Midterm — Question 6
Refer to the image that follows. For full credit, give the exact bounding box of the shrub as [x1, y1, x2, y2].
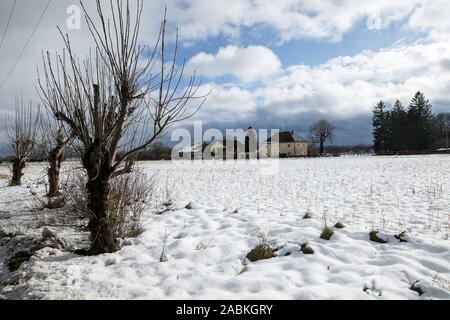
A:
[65, 167, 156, 239]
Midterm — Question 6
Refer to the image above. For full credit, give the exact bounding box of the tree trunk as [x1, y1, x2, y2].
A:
[47, 144, 65, 197]
[86, 177, 119, 255]
[319, 142, 324, 155]
[10, 159, 25, 186]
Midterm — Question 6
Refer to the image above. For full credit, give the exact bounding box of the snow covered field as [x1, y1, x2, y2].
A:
[0, 155, 449, 300]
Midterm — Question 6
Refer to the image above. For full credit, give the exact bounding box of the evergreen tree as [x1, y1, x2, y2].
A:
[407, 92, 434, 150]
[372, 101, 390, 153]
[389, 100, 408, 151]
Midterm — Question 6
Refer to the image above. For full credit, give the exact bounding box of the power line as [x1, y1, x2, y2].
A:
[0, 0, 52, 90]
[0, 0, 17, 51]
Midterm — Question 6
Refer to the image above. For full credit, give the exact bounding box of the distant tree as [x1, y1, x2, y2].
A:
[39, 113, 75, 200]
[136, 142, 172, 161]
[434, 112, 450, 149]
[372, 101, 390, 154]
[389, 100, 408, 151]
[6, 99, 40, 186]
[245, 127, 257, 159]
[309, 119, 334, 155]
[407, 92, 434, 150]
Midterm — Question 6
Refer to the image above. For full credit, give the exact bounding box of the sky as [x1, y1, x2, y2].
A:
[0, 0, 450, 148]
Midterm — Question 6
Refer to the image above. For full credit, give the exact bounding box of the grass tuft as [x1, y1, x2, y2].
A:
[303, 211, 313, 219]
[369, 230, 387, 244]
[409, 280, 424, 296]
[246, 236, 275, 262]
[334, 222, 345, 229]
[320, 227, 334, 240]
[8, 251, 33, 272]
[300, 243, 314, 254]
[394, 231, 408, 243]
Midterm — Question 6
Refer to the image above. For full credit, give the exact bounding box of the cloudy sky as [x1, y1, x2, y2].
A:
[1, 0, 450, 146]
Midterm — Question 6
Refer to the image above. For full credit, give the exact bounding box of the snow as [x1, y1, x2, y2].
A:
[0, 155, 449, 300]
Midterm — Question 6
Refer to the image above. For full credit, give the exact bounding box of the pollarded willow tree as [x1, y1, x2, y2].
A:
[38, 0, 207, 254]
[39, 113, 75, 202]
[6, 99, 40, 186]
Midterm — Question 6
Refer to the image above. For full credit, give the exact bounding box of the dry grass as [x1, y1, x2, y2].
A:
[369, 230, 387, 243]
[394, 231, 408, 242]
[65, 168, 156, 239]
[334, 221, 345, 229]
[432, 273, 450, 292]
[0, 173, 10, 180]
[246, 235, 275, 262]
[300, 243, 314, 254]
[35, 214, 58, 229]
[160, 231, 169, 263]
[195, 239, 208, 250]
[303, 211, 313, 219]
[409, 280, 425, 296]
[320, 227, 334, 240]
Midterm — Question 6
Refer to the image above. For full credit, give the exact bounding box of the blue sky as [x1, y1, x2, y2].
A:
[1, 0, 450, 147]
[182, 19, 426, 68]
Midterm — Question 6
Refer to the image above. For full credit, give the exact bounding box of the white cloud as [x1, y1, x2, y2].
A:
[259, 39, 450, 116]
[195, 84, 256, 122]
[164, 0, 430, 43]
[408, 0, 450, 40]
[197, 39, 450, 122]
[1, 0, 450, 134]
[188, 45, 281, 83]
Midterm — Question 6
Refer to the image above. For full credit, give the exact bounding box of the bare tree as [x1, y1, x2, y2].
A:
[435, 113, 450, 149]
[6, 98, 40, 186]
[39, 113, 75, 202]
[309, 119, 334, 155]
[38, 0, 206, 254]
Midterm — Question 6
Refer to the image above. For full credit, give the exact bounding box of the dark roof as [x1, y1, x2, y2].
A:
[267, 131, 307, 143]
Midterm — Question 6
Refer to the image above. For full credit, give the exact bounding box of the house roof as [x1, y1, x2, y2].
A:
[267, 131, 307, 143]
[179, 143, 209, 153]
[209, 138, 245, 151]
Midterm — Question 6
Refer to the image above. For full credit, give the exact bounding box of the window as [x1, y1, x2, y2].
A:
[287, 144, 291, 148]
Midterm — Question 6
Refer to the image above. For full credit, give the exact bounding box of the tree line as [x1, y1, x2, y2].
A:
[372, 92, 450, 154]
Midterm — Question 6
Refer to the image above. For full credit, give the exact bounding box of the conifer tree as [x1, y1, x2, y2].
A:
[389, 100, 408, 151]
[407, 92, 433, 150]
[372, 101, 390, 153]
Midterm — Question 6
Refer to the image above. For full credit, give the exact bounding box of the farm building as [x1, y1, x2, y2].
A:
[261, 131, 308, 158]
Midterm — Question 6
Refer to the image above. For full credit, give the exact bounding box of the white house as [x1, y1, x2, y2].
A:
[261, 131, 308, 158]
